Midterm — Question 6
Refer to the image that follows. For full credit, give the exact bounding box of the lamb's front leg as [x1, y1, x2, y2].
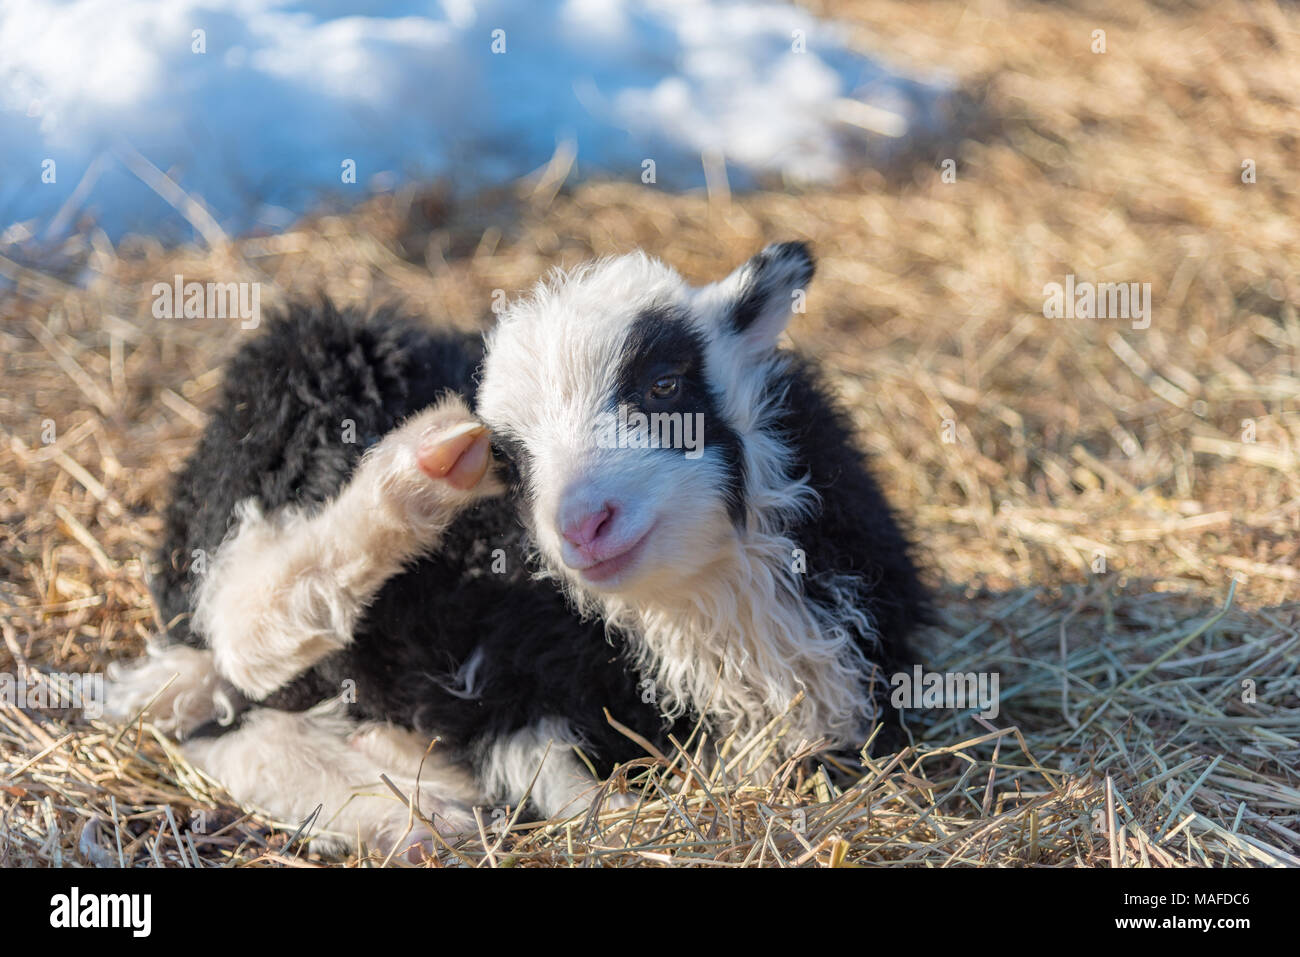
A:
[196, 396, 503, 700]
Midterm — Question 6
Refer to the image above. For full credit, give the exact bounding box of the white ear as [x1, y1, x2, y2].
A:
[695, 242, 815, 353]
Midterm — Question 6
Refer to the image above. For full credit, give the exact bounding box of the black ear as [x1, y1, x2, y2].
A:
[728, 241, 816, 336]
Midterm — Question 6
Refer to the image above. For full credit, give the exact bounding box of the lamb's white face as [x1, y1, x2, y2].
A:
[476, 244, 813, 601]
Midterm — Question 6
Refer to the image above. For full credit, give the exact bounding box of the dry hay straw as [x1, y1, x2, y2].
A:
[1, 0, 1297, 867]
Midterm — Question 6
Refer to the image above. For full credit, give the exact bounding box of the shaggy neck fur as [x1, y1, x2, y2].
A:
[604, 531, 878, 764]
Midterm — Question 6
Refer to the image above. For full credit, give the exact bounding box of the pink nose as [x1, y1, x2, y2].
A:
[561, 504, 615, 549]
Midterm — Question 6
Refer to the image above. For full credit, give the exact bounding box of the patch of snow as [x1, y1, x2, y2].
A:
[0, 0, 954, 242]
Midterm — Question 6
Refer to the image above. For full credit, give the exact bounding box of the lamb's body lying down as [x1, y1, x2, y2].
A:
[106, 243, 928, 855]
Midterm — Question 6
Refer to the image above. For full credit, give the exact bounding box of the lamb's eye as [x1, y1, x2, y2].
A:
[648, 375, 680, 401]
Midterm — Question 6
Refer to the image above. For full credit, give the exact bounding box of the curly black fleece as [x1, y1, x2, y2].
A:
[153, 299, 928, 781]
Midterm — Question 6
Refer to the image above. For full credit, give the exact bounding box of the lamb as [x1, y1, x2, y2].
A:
[104, 241, 928, 856]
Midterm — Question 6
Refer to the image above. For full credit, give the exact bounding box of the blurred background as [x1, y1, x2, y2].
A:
[1, 0, 959, 242]
[0, 0, 1297, 867]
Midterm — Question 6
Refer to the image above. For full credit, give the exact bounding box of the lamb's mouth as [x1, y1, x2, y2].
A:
[573, 523, 657, 585]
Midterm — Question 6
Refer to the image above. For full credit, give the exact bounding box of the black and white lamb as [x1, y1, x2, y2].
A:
[105, 242, 928, 855]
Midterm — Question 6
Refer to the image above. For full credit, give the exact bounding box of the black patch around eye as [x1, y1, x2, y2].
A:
[489, 432, 530, 490]
[614, 306, 708, 409]
[613, 305, 747, 525]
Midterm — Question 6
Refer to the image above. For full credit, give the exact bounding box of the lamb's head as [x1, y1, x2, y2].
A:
[476, 242, 813, 601]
